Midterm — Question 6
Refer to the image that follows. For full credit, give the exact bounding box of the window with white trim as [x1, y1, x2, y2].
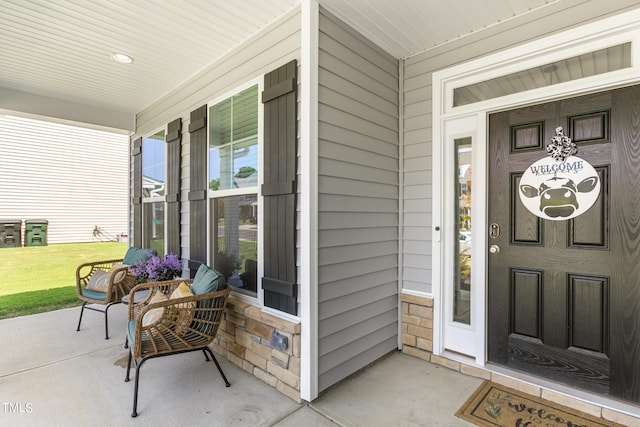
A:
[208, 84, 260, 297]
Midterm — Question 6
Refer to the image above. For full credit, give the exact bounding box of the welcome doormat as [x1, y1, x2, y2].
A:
[456, 381, 625, 427]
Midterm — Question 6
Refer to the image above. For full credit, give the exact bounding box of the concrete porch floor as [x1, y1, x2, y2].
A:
[0, 304, 482, 426]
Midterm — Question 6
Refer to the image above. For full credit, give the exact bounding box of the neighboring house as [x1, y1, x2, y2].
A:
[127, 3, 640, 422]
[0, 114, 128, 244]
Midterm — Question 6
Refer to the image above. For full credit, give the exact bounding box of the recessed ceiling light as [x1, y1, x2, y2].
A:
[111, 53, 134, 64]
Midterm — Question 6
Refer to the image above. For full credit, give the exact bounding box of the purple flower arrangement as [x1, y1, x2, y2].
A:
[129, 252, 183, 284]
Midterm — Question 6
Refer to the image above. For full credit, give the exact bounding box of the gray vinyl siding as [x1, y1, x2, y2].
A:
[132, 9, 301, 263]
[0, 114, 128, 244]
[400, 0, 640, 295]
[317, 8, 399, 392]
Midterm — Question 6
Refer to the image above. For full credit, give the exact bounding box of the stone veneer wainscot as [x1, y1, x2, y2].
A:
[211, 296, 301, 402]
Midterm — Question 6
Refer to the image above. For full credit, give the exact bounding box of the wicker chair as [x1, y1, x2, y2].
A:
[75, 258, 137, 339]
[124, 279, 231, 418]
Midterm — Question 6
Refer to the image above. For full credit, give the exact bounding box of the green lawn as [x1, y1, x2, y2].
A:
[0, 242, 127, 319]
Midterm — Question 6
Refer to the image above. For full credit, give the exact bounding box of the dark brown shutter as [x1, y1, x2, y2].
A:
[166, 118, 182, 256]
[132, 137, 143, 247]
[188, 105, 208, 275]
[261, 60, 297, 315]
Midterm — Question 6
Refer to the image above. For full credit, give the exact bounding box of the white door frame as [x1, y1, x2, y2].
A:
[437, 114, 486, 358]
[432, 8, 640, 364]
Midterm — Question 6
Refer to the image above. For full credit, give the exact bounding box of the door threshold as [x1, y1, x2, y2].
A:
[437, 350, 640, 418]
[485, 363, 640, 419]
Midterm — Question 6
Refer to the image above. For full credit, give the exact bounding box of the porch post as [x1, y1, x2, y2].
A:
[300, 0, 319, 402]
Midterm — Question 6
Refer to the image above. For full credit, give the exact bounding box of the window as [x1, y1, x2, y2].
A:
[453, 43, 631, 107]
[208, 84, 260, 296]
[209, 85, 259, 191]
[453, 137, 472, 325]
[211, 195, 258, 294]
[142, 129, 166, 255]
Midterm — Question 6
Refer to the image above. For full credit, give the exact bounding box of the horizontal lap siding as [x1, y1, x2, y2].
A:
[400, 0, 640, 295]
[318, 8, 399, 392]
[402, 72, 432, 293]
[132, 10, 301, 262]
[0, 114, 128, 244]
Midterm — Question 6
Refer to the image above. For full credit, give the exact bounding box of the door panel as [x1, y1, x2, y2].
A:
[488, 86, 640, 403]
[511, 174, 543, 244]
[569, 166, 609, 248]
[510, 269, 542, 339]
[568, 274, 608, 354]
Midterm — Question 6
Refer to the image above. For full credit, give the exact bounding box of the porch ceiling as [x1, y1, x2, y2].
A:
[0, 0, 557, 130]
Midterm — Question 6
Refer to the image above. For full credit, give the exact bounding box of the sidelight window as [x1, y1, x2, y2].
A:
[454, 137, 472, 324]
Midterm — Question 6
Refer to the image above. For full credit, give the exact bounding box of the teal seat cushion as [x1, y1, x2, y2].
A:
[191, 264, 225, 295]
[127, 320, 136, 351]
[81, 289, 107, 301]
[127, 319, 152, 352]
[122, 247, 157, 265]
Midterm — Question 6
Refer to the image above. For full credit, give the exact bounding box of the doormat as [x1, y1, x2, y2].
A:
[456, 381, 625, 427]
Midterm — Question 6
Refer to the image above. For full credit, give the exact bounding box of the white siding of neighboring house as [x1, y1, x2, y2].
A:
[0, 114, 128, 244]
[132, 8, 301, 272]
[401, 0, 640, 295]
[317, 8, 399, 392]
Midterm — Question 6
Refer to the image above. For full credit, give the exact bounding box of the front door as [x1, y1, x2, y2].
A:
[488, 86, 640, 402]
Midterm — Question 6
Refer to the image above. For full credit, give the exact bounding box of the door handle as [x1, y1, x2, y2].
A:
[489, 245, 501, 254]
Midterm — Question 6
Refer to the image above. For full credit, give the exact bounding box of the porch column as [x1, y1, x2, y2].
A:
[300, 0, 319, 402]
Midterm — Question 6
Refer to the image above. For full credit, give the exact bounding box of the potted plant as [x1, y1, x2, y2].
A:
[129, 252, 183, 284]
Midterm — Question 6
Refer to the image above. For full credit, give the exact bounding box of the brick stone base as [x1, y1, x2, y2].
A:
[401, 293, 433, 358]
[212, 296, 301, 402]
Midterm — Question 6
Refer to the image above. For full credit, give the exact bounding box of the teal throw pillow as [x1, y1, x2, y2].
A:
[191, 264, 225, 295]
[122, 247, 157, 265]
[192, 263, 209, 285]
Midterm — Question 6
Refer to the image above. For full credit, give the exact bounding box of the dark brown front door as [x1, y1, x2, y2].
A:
[488, 85, 640, 402]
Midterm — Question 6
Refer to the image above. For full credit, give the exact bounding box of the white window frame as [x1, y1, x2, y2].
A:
[206, 78, 263, 306]
[432, 9, 640, 366]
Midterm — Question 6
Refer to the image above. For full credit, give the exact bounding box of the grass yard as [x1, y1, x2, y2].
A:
[0, 242, 127, 319]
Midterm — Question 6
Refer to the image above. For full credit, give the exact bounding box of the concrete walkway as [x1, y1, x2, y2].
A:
[0, 304, 481, 426]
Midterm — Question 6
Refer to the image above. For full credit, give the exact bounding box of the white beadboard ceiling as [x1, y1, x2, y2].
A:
[0, 0, 557, 129]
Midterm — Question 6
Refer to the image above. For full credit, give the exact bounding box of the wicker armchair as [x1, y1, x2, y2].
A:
[75, 258, 137, 339]
[124, 279, 231, 418]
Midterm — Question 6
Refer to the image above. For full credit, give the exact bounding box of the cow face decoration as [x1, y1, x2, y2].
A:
[520, 175, 599, 218]
[519, 156, 600, 220]
[519, 128, 600, 221]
